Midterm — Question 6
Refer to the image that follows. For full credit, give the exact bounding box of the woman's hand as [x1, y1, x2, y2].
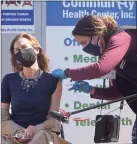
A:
[14, 137, 31, 143]
[12, 133, 32, 143]
[13, 124, 45, 143]
[23, 124, 45, 139]
[68, 80, 93, 94]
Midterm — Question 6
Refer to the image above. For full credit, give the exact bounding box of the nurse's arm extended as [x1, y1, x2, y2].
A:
[69, 32, 131, 100]
[69, 32, 131, 81]
[90, 81, 122, 100]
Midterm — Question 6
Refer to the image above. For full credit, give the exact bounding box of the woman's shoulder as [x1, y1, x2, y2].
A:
[2, 72, 18, 80]
[1, 73, 19, 85]
[42, 72, 60, 81]
[41, 72, 61, 90]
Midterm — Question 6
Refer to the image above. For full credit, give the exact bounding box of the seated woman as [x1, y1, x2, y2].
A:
[1, 33, 70, 144]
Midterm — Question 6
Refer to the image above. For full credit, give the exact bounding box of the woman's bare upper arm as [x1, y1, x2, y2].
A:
[1, 102, 10, 111]
[50, 80, 62, 112]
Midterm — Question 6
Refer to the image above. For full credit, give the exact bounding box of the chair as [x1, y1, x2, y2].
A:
[60, 123, 65, 139]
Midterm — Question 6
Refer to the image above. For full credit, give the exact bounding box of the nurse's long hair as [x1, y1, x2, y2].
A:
[72, 15, 118, 37]
[10, 33, 50, 72]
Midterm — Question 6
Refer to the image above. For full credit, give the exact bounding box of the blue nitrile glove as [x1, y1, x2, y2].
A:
[52, 68, 69, 80]
[68, 80, 92, 94]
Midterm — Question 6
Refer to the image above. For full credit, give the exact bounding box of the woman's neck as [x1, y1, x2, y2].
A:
[22, 62, 40, 78]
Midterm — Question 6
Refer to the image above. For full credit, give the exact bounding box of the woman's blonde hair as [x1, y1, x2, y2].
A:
[72, 15, 118, 37]
[10, 33, 50, 72]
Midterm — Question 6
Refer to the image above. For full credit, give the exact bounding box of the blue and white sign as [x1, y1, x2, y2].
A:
[46, 1, 136, 26]
[46, 1, 136, 144]
[1, 0, 34, 33]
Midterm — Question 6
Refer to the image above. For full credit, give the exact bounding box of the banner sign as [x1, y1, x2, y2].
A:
[46, 1, 136, 144]
[1, 0, 34, 33]
[46, 1, 136, 26]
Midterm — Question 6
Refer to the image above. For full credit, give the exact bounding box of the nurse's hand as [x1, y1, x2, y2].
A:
[68, 80, 92, 94]
[52, 69, 68, 80]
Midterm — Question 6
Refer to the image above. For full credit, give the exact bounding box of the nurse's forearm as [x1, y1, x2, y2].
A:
[90, 86, 122, 100]
[68, 64, 106, 81]
[66, 33, 131, 81]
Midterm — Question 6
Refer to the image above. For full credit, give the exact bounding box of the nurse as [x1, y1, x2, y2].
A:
[52, 15, 137, 143]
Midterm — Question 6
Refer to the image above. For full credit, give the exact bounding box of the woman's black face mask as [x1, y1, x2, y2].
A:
[15, 48, 37, 67]
[82, 38, 100, 56]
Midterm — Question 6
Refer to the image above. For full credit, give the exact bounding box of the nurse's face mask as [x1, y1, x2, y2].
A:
[82, 37, 101, 56]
